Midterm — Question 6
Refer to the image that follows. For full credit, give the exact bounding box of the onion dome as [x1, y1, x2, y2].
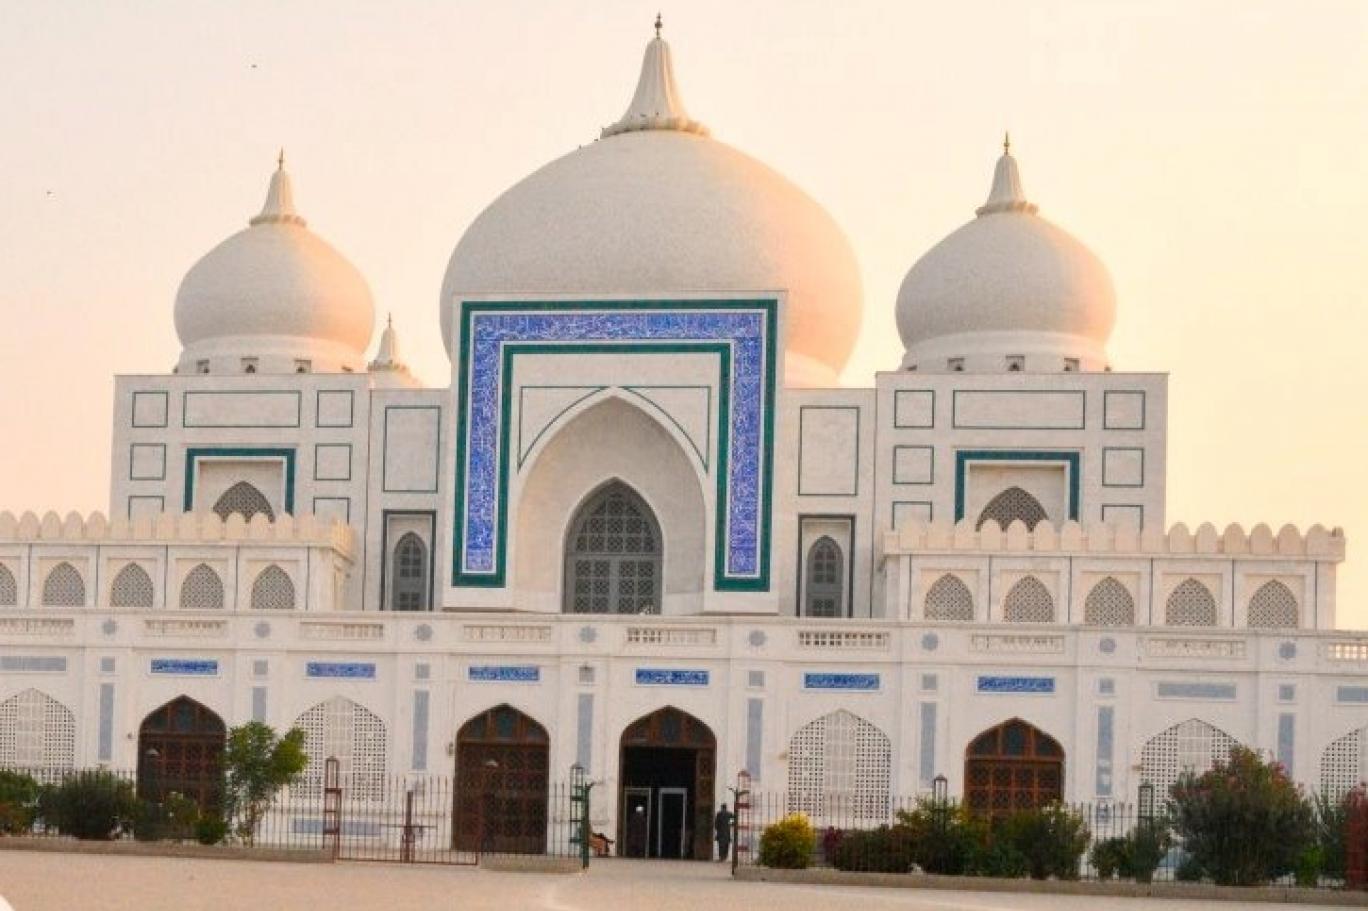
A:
[174, 155, 375, 374]
[895, 137, 1116, 373]
[439, 20, 862, 387]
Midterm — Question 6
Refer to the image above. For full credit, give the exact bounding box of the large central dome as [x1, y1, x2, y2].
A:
[440, 28, 862, 387]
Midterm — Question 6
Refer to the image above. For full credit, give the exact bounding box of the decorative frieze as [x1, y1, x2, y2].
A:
[0, 618, 74, 637]
[970, 634, 1065, 654]
[1144, 637, 1246, 659]
[300, 621, 385, 641]
[626, 627, 718, 647]
[144, 618, 226, 638]
[462, 624, 553, 643]
[796, 630, 890, 650]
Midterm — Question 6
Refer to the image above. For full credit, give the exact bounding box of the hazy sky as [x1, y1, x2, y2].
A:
[0, 1, 1364, 626]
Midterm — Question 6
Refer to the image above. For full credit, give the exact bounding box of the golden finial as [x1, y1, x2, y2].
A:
[1003, 132, 1011, 155]
[654, 13, 662, 38]
[277, 147, 286, 170]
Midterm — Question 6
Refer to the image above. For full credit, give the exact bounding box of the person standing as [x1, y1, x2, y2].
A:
[713, 803, 735, 862]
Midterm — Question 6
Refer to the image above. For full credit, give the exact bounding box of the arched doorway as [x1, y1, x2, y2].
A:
[964, 718, 1064, 817]
[137, 697, 226, 809]
[563, 481, 662, 614]
[453, 705, 550, 854]
[618, 707, 716, 860]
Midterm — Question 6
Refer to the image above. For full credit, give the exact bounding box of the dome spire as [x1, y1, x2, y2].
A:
[250, 151, 307, 227]
[600, 16, 709, 139]
[976, 134, 1038, 217]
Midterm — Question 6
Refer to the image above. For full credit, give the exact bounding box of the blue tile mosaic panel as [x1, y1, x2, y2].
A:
[803, 672, 880, 691]
[634, 668, 709, 686]
[452, 300, 777, 590]
[305, 662, 376, 679]
[976, 675, 1055, 694]
[468, 665, 541, 683]
[150, 658, 218, 676]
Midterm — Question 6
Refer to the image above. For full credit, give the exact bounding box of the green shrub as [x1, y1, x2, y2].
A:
[1123, 821, 1172, 884]
[896, 800, 987, 876]
[758, 813, 817, 869]
[0, 770, 41, 835]
[42, 771, 137, 840]
[132, 800, 170, 841]
[829, 825, 915, 872]
[131, 791, 201, 842]
[194, 813, 229, 845]
[1312, 789, 1349, 882]
[997, 803, 1090, 880]
[1170, 746, 1314, 886]
[1294, 844, 1323, 888]
[973, 838, 1029, 878]
[1175, 855, 1205, 882]
[1089, 836, 1127, 880]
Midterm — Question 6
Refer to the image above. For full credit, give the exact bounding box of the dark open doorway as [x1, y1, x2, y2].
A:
[618, 707, 715, 860]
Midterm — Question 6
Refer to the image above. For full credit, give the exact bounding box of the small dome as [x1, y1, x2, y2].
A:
[174, 158, 375, 374]
[439, 28, 862, 387]
[896, 141, 1116, 372]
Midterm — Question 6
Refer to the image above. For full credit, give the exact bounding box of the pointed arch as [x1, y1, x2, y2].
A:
[0, 688, 75, 773]
[0, 564, 16, 606]
[786, 710, 891, 820]
[617, 706, 717, 859]
[1166, 578, 1217, 627]
[1139, 718, 1240, 805]
[179, 563, 224, 610]
[390, 532, 428, 611]
[212, 481, 274, 522]
[41, 562, 85, 607]
[924, 573, 974, 621]
[250, 565, 295, 610]
[1003, 575, 1054, 623]
[1084, 577, 1135, 626]
[453, 705, 550, 853]
[563, 480, 662, 614]
[1247, 580, 1298, 629]
[293, 696, 387, 800]
[964, 718, 1065, 816]
[137, 696, 225, 808]
[110, 563, 155, 609]
[1319, 725, 1366, 803]
[803, 536, 844, 618]
[977, 486, 1047, 531]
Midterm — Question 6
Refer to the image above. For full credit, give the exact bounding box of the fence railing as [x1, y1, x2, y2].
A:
[0, 766, 583, 863]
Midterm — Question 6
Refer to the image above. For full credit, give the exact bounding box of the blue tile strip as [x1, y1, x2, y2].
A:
[1096, 706, 1115, 797]
[746, 698, 764, 780]
[576, 694, 594, 771]
[976, 675, 1055, 694]
[97, 683, 114, 762]
[468, 665, 540, 683]
[918, 702, 937, 787]
[305, 662, 376, 679]
[150, 658, 218, 676]
[803, 672, 880, 691]
[412, 690, 430, 771]
[634, 668, 709, 686]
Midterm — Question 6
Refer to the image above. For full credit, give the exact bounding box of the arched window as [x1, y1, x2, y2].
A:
[390, 533, 428, 612]
[0, 565, 16, 606]
[1247, 580, 1298, 629]
[564, 482, 662, 614]
[977, 487, 1048, 531]
[1084, 577, 1135, 626]
[965, 719, 1065, 816]
[804, 536, 844, 618]
[924, 574, 974, 622]
[294, 696, 387, 800]
[1003, 576, 1054, 623]
[212, 481, 274, 522]
[179, 564, 224, 610]
[1139, 719, 1238, 805]
[1319, 726, 1366, 804]
[250, 565, 295, 610]
[42, 562, 85, 607]
[1166, 578, 1217, 627]
[110, 563, 155, 609]
[0, 689, 76, 773]
[787, 710, 891, 820]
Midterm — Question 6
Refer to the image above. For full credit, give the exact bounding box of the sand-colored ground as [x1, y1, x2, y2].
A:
[0, 853, 1353, 911]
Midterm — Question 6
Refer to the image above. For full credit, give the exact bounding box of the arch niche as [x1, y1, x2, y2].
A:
[514, 396, 706, 614]
[452, 705, 550, 854]
[618, 707, 716, 860]
[964, 718, 1064, 817]
[137, 696, 226, 809]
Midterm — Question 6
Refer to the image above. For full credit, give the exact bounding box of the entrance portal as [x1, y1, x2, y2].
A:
[137, 696, 225, 810]
[453, 705, 549, 854]
[618, 707, 715, 859]
[964, 718, 1064, 817]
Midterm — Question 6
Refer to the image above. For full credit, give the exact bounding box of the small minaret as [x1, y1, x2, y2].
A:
[368, 314, 419, 388]
[976, 133, 1039, 216]
[600, 15, 708, 139]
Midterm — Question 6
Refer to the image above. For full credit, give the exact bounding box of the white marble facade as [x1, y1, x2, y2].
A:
[2, 26, 1367, 852]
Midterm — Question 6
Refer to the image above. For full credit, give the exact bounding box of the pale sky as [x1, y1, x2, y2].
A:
[0, 1, 1365, 626]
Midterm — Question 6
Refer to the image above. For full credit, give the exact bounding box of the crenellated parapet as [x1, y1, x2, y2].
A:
[0, 510, 354, 555]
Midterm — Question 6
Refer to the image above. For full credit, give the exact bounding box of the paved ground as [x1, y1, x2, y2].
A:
[0, 854, 1351, 911]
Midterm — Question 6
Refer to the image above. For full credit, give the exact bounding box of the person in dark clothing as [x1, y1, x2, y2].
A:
[714, 803, 735, 862]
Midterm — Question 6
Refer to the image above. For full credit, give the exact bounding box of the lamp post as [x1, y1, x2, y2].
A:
[932, 774, 949, 836]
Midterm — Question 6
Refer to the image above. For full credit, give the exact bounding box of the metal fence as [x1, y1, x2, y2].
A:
[0, 765, 586, 865]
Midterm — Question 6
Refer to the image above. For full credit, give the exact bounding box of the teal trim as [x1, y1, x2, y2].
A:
[1102, 390, 1147, 430]
[1101, 446, 1145, 488]
[892, 389, 936, 429]
[516, 386, 606, 468]
[451, 299, 777, 593]
[183, 447, 296, 513]
[796, 405, 860, 496]
[953, 450, 1080, 522]
[621, 385, 713, 469]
